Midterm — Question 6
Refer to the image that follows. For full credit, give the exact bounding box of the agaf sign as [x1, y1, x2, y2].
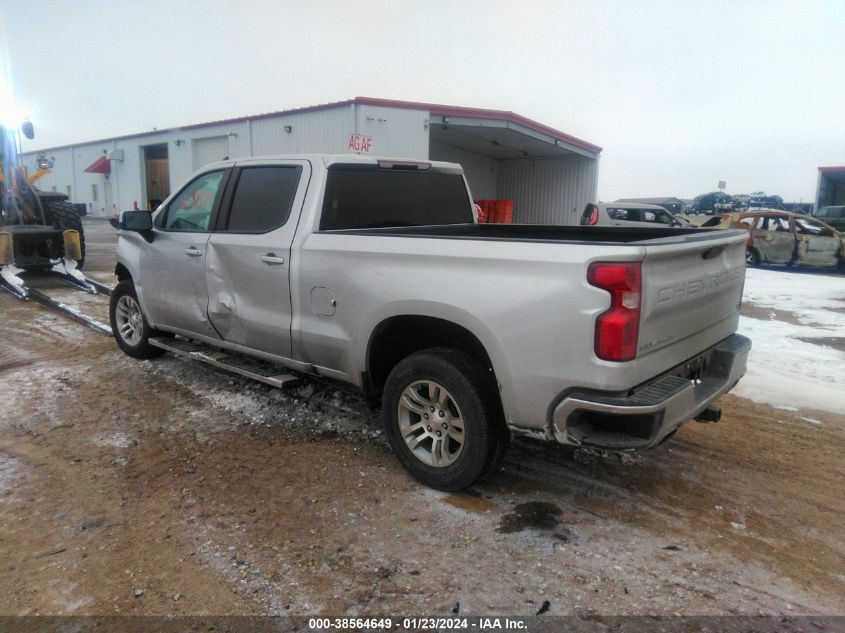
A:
[347, 133, 373, 153]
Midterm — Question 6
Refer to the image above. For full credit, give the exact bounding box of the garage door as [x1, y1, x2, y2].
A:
[192, 136, 229, 171]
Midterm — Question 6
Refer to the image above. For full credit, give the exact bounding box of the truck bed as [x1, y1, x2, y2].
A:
[322, 223, 743, 245]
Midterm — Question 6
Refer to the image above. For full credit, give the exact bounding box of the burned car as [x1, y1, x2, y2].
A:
[701, 210, 844, 269]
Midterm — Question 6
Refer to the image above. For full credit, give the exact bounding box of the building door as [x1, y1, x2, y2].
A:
[103, 180, 113, 217]
[192, 136, 229, 171]
[143, 144, 170, 211]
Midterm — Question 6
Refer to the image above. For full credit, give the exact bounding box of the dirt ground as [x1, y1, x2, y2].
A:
[0, 218, 843, 617]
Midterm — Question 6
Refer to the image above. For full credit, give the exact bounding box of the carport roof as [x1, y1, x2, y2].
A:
[350, 97, 602, 156]
[26, 96, 602, 157]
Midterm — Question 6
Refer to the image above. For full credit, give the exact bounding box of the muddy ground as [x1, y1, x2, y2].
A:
[0, 219, 843, 617]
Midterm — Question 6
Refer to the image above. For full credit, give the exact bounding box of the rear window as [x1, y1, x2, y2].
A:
[320, 166, 472, 230]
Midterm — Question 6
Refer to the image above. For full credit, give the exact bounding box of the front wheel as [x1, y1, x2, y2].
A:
[382, 348, 509, 491]
[109, 280, 166, 359]
[45, 199, 86, 268]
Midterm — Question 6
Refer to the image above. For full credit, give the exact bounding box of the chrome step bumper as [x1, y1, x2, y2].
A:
[552, 334, 751, 449]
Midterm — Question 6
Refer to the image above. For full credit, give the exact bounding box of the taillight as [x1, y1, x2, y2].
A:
[587, 262, 642, 362]
[586, 204, 599, 225]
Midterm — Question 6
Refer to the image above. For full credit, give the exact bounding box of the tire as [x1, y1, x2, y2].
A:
[382, 347, 509, 491]
[746, 248, 760, 267]
[109, 280, 166, 359]
[44, 199, 86, 269]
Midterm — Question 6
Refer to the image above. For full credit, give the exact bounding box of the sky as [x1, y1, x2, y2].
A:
[2, 0, 843, 202]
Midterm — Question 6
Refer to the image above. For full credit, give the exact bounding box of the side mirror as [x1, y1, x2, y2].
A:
[20, 121, 34, 140]
[122, 210, 153, 231]
[119, 211, 154, 241]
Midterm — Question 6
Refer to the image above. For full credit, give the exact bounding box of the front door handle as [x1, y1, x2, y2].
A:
[184, 247, 202, 257]
[259, 253, 286, 266]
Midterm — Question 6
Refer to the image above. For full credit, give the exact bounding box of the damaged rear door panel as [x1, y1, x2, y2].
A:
[751, 215, 794, 264]
[792, 216, 841, 267]
[205, 160, 310, 357]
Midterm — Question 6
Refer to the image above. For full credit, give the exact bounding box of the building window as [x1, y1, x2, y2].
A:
[52, 186, 57, 192]
[91, 184, 98, 202]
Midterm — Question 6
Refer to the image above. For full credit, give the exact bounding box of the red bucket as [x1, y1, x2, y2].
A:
[493, 200, 514, 224]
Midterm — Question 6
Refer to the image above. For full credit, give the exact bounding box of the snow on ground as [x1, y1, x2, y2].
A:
[741, 267, 845, 328]
[735, 268, 845, 413]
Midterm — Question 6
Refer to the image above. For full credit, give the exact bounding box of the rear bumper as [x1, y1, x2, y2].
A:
[551, 334, 751, 449]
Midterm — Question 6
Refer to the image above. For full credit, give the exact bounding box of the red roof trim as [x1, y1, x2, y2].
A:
[28, 97, 601, 155]
[83, 156, 110, 174]
[818, 166, 845, 173]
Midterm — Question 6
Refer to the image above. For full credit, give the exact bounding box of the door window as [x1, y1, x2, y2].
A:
[760, 216, 790, 232]
[607, 208, 637, 221]
[641, 209, 675, 224]
[794, 217, 834, 236]
[160, 170, 225, 231]
[225, 166, 301, 232]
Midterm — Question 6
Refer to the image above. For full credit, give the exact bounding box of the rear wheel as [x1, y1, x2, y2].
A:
[109, 280, 166, 359]
[382, 348, 508, 491]
[746, 248, 760, 267]
[45, 199, 86, 268]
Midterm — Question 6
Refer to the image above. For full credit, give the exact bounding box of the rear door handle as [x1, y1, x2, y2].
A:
[184, 247, 202, 257]
[259, 253, 286, 266]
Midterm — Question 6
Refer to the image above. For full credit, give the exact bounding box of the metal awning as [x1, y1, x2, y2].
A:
[429, 116, 598, 160]
[83, 156, 110, 174]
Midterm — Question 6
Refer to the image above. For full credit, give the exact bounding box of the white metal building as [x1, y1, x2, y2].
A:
[21, 97, 601, 224]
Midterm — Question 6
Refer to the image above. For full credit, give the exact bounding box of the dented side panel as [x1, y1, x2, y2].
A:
[795, 233, 841, 267]
[751, 222, 794, 264]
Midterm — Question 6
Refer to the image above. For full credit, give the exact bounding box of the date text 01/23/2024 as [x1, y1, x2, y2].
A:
[308, 617, 529, 631]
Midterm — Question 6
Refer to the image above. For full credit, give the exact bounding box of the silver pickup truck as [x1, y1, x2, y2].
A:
[110, 154, 750, 490]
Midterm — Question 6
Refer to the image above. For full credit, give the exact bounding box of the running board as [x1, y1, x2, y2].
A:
[149, 337, 300, 389]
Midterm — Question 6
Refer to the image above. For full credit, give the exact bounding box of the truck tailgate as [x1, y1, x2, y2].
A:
[637, 230, 747, 363]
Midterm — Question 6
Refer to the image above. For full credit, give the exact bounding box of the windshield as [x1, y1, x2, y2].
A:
[818, 206, 845, 219]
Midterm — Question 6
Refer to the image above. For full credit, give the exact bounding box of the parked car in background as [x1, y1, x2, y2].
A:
[814, 205, 845, 232]
[581, 202, 685, 228]
[701, 210, 844, 269]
